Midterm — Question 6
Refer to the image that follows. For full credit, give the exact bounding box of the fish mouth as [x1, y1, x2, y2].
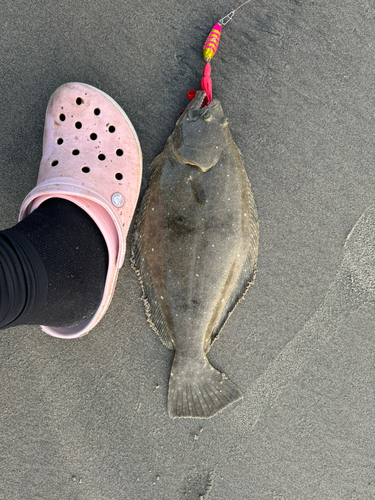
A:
[189, 91, 206, 110]
[182, 91, 207, 117]
[188, 92, 220, 111]
[183, 94, 220, 125]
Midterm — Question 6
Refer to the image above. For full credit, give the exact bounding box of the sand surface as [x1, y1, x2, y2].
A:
[1, 0, 375, 498]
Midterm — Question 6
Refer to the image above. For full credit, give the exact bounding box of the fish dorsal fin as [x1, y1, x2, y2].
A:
[209, 176, 259, 347]
[131, 153, 174, 350]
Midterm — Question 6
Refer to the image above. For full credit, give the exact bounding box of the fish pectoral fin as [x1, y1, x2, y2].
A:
[168, 355, 242, 419]
[189, 176, 207, 205]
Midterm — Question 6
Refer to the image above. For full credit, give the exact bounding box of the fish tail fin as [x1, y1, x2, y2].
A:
[168, 354, 242, 418]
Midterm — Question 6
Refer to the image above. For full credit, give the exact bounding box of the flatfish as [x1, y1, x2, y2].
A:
[132, 91, 259, 418]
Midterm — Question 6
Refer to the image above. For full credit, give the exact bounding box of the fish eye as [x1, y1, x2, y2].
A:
[187, 110, 200, 122]
[203, 110, 213, 122]
[221, 117, 229, 128]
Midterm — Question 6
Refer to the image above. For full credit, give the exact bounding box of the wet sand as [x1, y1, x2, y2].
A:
[1, 0, 375, 498]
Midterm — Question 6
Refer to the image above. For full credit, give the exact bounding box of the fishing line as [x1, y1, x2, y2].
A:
[219, 0, 254, 26]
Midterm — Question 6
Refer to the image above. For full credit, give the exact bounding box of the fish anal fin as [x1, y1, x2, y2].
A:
[168, 355, 242, 418]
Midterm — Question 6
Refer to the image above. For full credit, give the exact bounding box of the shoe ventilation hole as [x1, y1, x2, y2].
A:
[94, 108, 101, 116]
[98, 154, 106, 161]
[116, 149, 123, 156]
[82, 166, 90, 173]
[51, 160, 59, 167]
[75, 121, 82, 129]
[108, 125, 115, 133]
[59, 113, 66, 121]
[57, 138, 63, 145]
[72, 149, 80, 156]
[115, 173, 123, 180]
[76, 97, 83, 105]
[90, 133, 97, 140]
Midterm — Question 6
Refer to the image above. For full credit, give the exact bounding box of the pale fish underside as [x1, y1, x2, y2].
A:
[132, 91, 259, 418]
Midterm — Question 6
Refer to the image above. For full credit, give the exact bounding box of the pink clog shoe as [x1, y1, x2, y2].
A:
[19, 83, 142, 339]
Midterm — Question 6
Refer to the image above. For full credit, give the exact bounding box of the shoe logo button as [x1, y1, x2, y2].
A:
[111, 193, 124, 208]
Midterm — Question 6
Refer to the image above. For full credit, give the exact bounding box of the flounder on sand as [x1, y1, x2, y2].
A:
[132, 91, 259, 418]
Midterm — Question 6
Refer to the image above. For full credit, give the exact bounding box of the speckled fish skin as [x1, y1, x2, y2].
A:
[132, 91, 259, 418]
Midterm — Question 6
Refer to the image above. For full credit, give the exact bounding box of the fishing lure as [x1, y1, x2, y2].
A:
[202, 23, 222, 63]
[198, 0, 253, 105]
